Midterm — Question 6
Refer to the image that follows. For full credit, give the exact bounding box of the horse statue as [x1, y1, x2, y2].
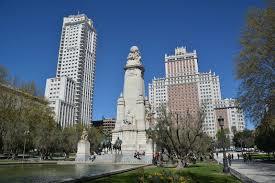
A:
[113, 137, 122, 154]
[100, 139, 112, 154]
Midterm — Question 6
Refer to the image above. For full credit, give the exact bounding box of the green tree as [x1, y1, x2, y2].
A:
[215, 129, 231, 149]
[19, 80, 41, 96]
[0, 85, 61, 158]
[255, 114, 275, 154]
[233, 129, 254, 148]
[236, 4, 275, 125]
[0, 89, 28, 156]
[60, 124, 103, 158]
[0, 79, 103, 159]
[61, 127, 79, 158]
[0, 65, 9, 84]
[87, 126, 103, 153]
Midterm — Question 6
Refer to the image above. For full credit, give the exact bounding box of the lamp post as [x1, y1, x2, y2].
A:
[146, 112, 155, 163]
[218, 116, 229, 173]
[22, 130, 30, 163]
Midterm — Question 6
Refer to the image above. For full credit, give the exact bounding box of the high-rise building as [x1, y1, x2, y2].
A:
[165, 47, 198, 77]
[45, 14, 97, 127]
[214, 98, 245, 139]
[197, 72, 221, 136]
[164, 47, 200, 118]
[148, 77, 167, 114]
[148, 47, 243, 138]
[45, 77, 75, 127]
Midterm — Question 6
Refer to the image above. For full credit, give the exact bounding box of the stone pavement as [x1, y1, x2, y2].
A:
[215, 152, 275, 183]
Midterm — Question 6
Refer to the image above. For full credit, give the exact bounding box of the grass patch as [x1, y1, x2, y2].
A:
[89, 162, 240, 183]
[250, 153, 275, 160]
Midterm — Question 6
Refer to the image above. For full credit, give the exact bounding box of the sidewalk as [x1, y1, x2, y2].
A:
[215, 152, 275, 183]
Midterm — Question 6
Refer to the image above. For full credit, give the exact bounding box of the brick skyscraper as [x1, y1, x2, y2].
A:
[149, 47, 234, 138]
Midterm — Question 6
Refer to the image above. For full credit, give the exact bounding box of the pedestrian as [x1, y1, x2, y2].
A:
[137, 151, 141, 160]
[237, 154, 240, 160]
[216, 152, 218, 158]
[243, 153, 247, 162]
[248, 153, 252, 162]
[231, 154, 234, 160]
[227, 153, 232, 166]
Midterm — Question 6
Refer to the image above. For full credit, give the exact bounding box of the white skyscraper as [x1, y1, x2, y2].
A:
[45, 14, 97, 127]
[148, 77, 167, 115]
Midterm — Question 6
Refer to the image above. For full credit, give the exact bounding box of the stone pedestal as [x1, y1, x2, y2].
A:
[75, 140, 90, 161]
[111, 46, 154, 164]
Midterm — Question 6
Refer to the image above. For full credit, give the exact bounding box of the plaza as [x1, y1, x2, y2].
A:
[0, 0, 274, 183]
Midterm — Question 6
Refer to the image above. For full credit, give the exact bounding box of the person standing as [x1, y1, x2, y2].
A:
[248, 153, 252, 162]
[237, 154, 240, 160]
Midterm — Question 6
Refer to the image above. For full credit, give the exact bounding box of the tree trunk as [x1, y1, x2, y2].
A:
[176, 159, 187, 169]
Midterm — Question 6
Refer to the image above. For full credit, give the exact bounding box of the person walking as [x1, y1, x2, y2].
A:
[228, 153, 232, 166]
[237, 154, 240, 160]
[231, 153, 234, 160]
[216, 152, 218, 158]
[243, 153, 247, 162]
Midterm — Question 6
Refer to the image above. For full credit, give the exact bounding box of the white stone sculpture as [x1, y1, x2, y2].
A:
[75, 128, 90, 162]
[112, 46, 153, 160]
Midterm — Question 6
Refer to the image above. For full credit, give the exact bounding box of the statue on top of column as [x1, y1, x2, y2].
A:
[127, 46, 141, 64]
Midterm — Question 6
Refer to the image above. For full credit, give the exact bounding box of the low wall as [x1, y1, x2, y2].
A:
[216, 160, 257, 183]
[229, 167, 257, 183]
[56, 164, 151, 183]
[0, 161, 57, 165]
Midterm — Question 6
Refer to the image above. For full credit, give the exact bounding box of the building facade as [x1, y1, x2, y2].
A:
[215, 98, 245, 139]
[148, 47, 243, 138]
[45, 14, 97, 127]
[148, 77, 167, 114]
[45, 76, 75, 127]
[92, 118, 116, 137]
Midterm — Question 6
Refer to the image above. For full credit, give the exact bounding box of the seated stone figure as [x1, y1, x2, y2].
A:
[75, 128, 90, 161]
[81, 128, 88, 141]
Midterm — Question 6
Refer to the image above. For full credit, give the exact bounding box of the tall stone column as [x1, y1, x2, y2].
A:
[115, 93, 125, 130]
[136, 95, 146, 130]
[112, 46, 153, 160]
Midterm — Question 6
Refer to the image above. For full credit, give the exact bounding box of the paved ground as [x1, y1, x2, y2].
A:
[215, 152, 275, 183]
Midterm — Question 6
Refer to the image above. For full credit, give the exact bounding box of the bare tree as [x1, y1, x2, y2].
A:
[236, 4, 275, 125]
[148, 107, 211, 168]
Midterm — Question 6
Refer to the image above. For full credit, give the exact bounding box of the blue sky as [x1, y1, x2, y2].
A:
[0, 0, 264, 129]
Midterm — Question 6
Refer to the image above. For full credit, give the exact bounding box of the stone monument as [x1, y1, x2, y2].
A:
[75, 128, 90, 161]
[112, 46, 153, 162]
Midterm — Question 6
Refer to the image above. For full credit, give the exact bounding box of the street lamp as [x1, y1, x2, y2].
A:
[22, 130, 30, 163]
[218, 116, 229, 173]
[146, 112, 155, 164]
